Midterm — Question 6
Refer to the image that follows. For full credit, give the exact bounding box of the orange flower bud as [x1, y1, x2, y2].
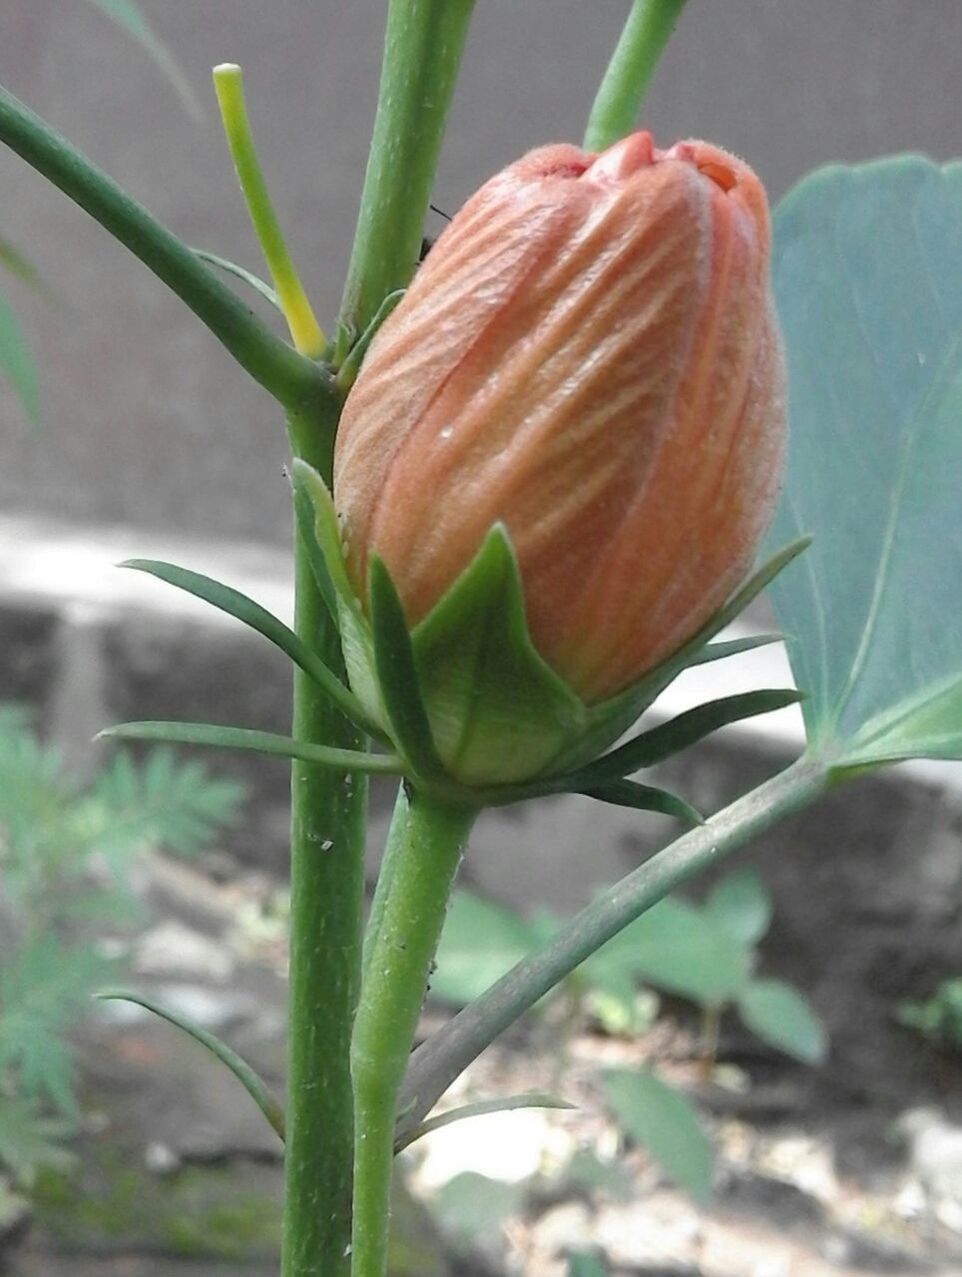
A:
[334, 131, 785, 705]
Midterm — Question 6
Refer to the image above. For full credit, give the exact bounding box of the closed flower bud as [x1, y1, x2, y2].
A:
[332, 131, 786, 782]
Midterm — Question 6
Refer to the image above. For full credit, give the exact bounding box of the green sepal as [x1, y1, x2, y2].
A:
[557, 538, 811, 772]
[688, 633, 784, 667]
[98, 720, 404, 773]
[289, 459, 358, 615]
[120, 558, 375, 733]
[368, 555, 446, 781]
[289, 459, 385, 730]
[579, 689, 803, 786]
[97, 989, 285, 1141]
[410, 525, 588, 786]
[578, 779, 703, 825]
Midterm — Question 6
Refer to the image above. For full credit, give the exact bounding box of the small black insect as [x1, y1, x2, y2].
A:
[419, 201, 453, 264]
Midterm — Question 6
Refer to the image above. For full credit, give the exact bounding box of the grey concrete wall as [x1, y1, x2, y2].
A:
[1, 0, 961, 541]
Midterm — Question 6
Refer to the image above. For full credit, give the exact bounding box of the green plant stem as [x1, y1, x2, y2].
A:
[282, 407, 366, 1277]
[361, 783, 410, 984]
[0, 82, 326, 412]
[339, 0, 476, 336]
[351, 792, 475, 1277]
[396, 753, 832, 1143]
[583, 0, 689, 152]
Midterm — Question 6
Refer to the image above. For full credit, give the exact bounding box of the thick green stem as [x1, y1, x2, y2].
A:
[397, 754, 832, 1142]
[339, 0, 476, 336]
[352, 792, 475, 1277]
[282, 407, 366, 1277]
[0, 82, 325, 411]
[584, 0, 689, 152]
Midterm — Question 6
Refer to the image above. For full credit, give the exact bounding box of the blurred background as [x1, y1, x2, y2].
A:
[1, 3, 961, 1275]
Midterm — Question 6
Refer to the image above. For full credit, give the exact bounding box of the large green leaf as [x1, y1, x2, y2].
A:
[737, 979, 827, 1066]
[769, 157, 962, 767]
[432, 890, 539, 1006]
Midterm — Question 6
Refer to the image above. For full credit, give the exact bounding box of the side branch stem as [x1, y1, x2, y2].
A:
[584, 0, 689, 152]
[397, 754, 831, 1141]
[0, 83, 325, 411]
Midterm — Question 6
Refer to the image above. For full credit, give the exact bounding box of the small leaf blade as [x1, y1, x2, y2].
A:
[192, 248, 281, 310]
[83, 0, 201, 117]
[602, 1068, 712, 1204]
[705, 868, 773, 946]
[737, 979, 827, 1065]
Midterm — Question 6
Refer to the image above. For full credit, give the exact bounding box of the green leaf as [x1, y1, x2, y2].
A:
[121, 559, 373, 731]
[0, 236, 44, 289]
[769, 157, 962, 768]
[567, 1253, 608, 1277]
[0, 291, 39, 425]
[431, 1172, 525, 1244]
[82, 744, 243, 860]
[737, 979, 827, 1065]
[83, 0, 201, 117]
[192, 248, 281, 310]
[432, 890, 540, 1006]
[578, 779, 702, 826]
[411, 525, 587, 785]
[0, 1096, 75, 1187]
[705, 869, 772, 946]
[98, 721, 403, 773]
[602, 1068, 712, 1204]
[97, 990, 285, 1140]
[596, 897, 751, 1005]
[0, 937, 111, 1113]
[582, 689, 801, 782]
[369, 556, 445, 779]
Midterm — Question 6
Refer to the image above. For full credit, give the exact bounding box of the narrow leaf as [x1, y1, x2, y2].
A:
[584, 689, 802, 782]
[121, 559, 374, 732]
[83, 0, 201, 117]
[579, 779, 702, 826]
[0, 292, 39, 424]
[398, 1092, 574, 1152]
[0, 236, 44, 290]
[97, 989, 285, 1139]
[687, 633, 784, 667]
[737, 979, 827, 1065]
[192, 248, 281, 310]
[602, 1068, 712, 1203]
[369, 555, 445, 779]
[98, 721, 403, 773]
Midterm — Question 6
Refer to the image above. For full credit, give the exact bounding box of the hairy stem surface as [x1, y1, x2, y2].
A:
[352, 793, 475, 1277]
[282, 408, 366, 1277]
